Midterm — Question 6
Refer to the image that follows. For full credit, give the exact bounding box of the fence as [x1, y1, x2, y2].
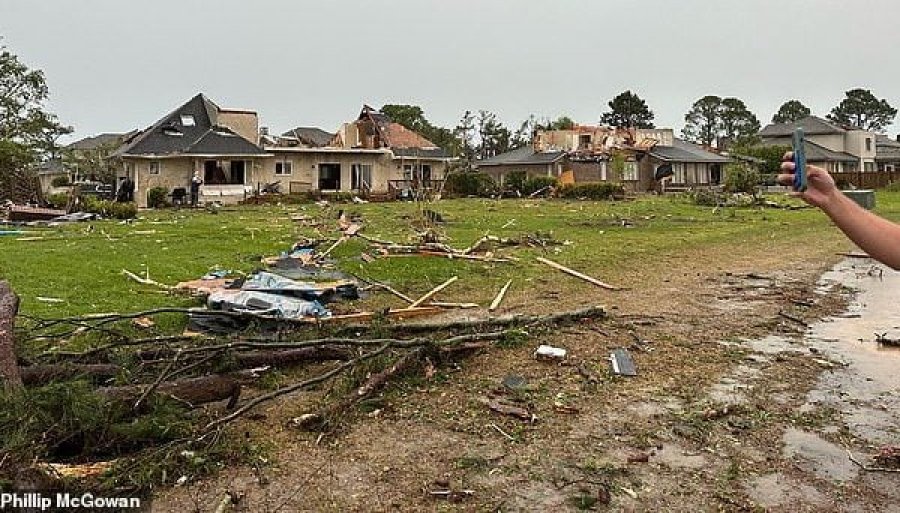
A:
[831, 171, 897, 190]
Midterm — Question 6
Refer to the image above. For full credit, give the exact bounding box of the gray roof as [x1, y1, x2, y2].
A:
[281, 127, 335, 147]
[113, 94, 266, 157]
[35, 158, 66, 175]
[803, 140, 857, 162]
[876, 134, 900, 162]
[648, 139, 730, 163]
[391, 147, 451, 159]
[477, 146, 566, 167]
[67, 132, 131, 151]
[759, 115, 848, 137]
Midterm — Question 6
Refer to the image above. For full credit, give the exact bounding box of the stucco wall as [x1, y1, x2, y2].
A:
[126, 157, 264, 207]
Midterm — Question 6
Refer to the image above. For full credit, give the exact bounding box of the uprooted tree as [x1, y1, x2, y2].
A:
[0, 42, 71, 203]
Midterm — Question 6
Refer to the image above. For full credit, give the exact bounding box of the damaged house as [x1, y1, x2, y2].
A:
[476, 125, 729, 192]
[111, 94, 269, 207]
[257, 105, 453, 198]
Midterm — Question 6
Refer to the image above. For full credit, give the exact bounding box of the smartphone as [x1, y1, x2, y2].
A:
[792, 128, 807, 192]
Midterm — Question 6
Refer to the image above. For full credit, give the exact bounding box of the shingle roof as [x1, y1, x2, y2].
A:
[802, 140, 858, 162]
[281, 127, 335, 147]
[477, 146, 566, 166]
[67, 133, 131, 151]
[391, 147, 451, 159]
[876, 134, 900, 162]
[759, 115, 848, 137]
[113, 94, 266, 157]
[648, 139, 730, 163]
[357, 105, 441, 150]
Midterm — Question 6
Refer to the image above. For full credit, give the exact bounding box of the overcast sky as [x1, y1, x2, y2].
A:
[2, 0, 899, 142]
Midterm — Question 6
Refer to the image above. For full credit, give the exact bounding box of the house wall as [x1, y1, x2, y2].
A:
[217, 111, 259, 144]
[257, 151, 449, 193]
[125, 156, 263, 207]
[477, 163, 555, 185]
[845, 130, 877, 170]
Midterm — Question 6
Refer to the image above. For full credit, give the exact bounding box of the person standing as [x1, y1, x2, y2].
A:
[190, 171, 203, 207]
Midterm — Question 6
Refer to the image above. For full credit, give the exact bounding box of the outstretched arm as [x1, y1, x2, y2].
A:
[779, 154, 900, 270]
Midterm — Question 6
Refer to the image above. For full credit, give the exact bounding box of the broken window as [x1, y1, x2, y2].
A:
[203, 160, 247, 185]
[318, 163, 341, 190]
[180, 115, 195, 126]
[351, 164, 373, 190]
[275, 161, 293, 176]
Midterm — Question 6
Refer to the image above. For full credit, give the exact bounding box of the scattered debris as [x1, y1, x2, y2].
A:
[536, 257, 621, 290]
[875, 333, 900, 347]
[534, 344, 567, 361]
[483, 398, 535, 422]
[35, 297, 64, 303]
[609, 348, 637, 376]
[132, 316, 155, 329]
[489, 280, 512, 312]
[122, 269, 174, 291]
[502, 374, 527, 390]
[409, 276, 458, 308]
[848, 448, 900, 473]
[627, 452, 650, 463]
[8, 205, 66, 222]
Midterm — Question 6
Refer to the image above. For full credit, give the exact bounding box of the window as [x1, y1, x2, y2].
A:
[180, 115, 195, 126]
[318, 163, 341, 190]
[351, 164, 373, 190]
[162, 125, 183, 136]
[403, 164, 432, 183]
[672, 163, 686, 183]
[578, 134, 592, 150]
[275, 161, 293, 176]
[866, 138, 872, 152]
[623, 161, 638, 181]
[203, 160, 247, 184]
[149, 162, 160, 174]
[865, 161, 874, 172]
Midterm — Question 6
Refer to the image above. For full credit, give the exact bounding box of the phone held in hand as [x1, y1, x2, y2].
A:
[792, 128, 808, 192]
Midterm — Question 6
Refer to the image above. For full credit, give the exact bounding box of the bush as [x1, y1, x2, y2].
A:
[147, 187, 169, 208]
[504, 171, 527, 193]
[558, 182, 624, 200]
[81, 196, 137, 219]
[46, 192, 69, 209]
[443, 172, 498, 197]
[50, 175, 70, 187]
[723, 163, 760, 194]
[521, 176, 558, 196]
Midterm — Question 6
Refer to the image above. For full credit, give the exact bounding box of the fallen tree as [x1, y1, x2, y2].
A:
[0, 281, 22, 390]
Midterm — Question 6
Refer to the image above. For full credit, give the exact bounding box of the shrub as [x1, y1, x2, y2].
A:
[504, 171, 527, 193]
[47, 192, 70, 209]
[521, 176, 558, 196]
[50, 175, 70, 187]
[81, 197, 137, 219]
[443, 172, 498, 197]
[147, 187, 169, 208]
[558, 182, 624, 200]
[723, 163, 760, 194]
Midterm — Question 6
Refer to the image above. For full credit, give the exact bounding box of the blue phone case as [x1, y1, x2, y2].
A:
[792, 128, 807, 192]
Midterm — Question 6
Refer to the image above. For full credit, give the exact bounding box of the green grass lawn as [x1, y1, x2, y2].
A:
[3, 192, 899, 321]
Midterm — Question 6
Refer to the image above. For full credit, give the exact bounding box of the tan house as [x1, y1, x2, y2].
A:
[477, 125, 728, 192]
[112, 93, 269, 207]
[759, 116, 875, 174]
[257, 106, 453, 198]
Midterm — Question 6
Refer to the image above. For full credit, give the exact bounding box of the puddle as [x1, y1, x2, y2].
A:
[782, 428, 858, 482]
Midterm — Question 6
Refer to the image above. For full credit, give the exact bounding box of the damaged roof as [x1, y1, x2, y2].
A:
[759, 115, 849, 137]
[113, 93, 266, 157]
[648, 139, 730, 163]
[281, 127, 335, 147]
[357, 105, 443, 151]
[66, 132, 135, 151]
[477, 146, 566, 167]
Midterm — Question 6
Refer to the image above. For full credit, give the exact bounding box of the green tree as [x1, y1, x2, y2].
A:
[0, 43, 71, 202]
[827, 88, 897, 132]
[475, 110, 511, 159]
[511, 115, 537, 149]
[772, 100, 811, 124]
[600, 90, 655, 128]
[682, 96, 759, 147]
[682, 95, 723, 146]
[548, 116, 575, 130]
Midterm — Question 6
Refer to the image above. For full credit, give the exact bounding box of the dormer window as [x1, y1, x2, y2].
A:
[180, 115, 195, 126]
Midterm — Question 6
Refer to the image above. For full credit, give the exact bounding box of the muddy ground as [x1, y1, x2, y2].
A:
[151, 237, 900, 512]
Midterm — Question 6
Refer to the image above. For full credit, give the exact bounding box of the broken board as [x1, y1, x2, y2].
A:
[610, 348, 637, 376]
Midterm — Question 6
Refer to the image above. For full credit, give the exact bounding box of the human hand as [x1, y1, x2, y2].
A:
[777, 151, 839, 209]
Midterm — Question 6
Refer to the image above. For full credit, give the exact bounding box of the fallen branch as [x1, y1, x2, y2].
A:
[99, 374, 241, 411]
[536, 257, 620, 290]
[204, 342, 393, 431]
[133, 349, 182, 411]
[777, 311, 808, 327]
[847, 450, 900, 473]
[20, 363, 120, 385]
[0, 281, 22, 390]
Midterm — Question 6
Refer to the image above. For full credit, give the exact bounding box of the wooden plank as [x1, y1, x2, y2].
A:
[536, 257, 620, 290]
[409, 276, 459, 308]
[489, 280, 512, 312]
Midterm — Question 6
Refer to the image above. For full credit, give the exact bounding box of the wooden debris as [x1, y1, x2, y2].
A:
[122, 269, 173, 290]
[489, 280, 512, 312]
[536, 257, 620, 290]
[41, 460, 115, 479]
[484, 398, 534, 421]
[777, 310, 808, 327]
[428, 302, 479, 309]
[837, 252, 872, 259]
[409, 276, 459, 308]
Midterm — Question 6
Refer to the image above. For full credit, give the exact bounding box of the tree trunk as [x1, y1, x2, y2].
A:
[0, 281, 22, 390]
[20, 363, 120, 385]
[99, 375, 241, 410]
